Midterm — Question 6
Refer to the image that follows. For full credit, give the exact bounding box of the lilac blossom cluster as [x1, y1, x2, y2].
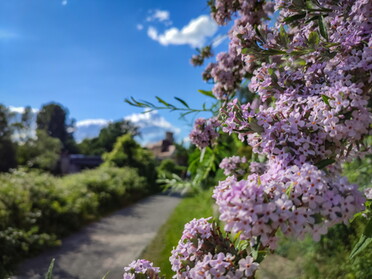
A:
[215, 0, 372, 168]
[213, 164, 365, 249]
[189, 0, 369, 277]
[189, 117, 220, 149]
[219, 155, 248, 176]
[190, 45, 214, 66]
[169, 217, 259, 278]
[204, 0, 275, 100]
[123, 1, 371, 278]
[123, 259, 161, 279]
[249, 162, 267, 175]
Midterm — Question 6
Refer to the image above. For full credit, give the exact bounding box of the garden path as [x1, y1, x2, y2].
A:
[13, 194, 181, 279]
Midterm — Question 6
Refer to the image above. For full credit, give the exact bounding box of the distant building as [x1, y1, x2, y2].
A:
[60, 153, 103, 174]
[146, 132, 176, 160]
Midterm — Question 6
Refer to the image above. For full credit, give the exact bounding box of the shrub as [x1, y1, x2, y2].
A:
[0, 166, 151, 277]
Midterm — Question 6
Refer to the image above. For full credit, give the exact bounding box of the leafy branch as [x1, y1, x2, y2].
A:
[125, 92, 219, 119]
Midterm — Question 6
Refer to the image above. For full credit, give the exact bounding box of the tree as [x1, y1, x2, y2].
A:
[103, 134, 157, 187]
[77, 120, 139, 155]
[0, 104, 17, 172]
[17, 130, 62, 172]
[36, 103, 77, 153]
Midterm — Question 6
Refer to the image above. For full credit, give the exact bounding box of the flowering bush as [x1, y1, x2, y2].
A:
[126, 0, 371, 277]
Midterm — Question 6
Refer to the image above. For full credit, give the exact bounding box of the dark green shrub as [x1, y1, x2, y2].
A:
[0, 166, 150, 277]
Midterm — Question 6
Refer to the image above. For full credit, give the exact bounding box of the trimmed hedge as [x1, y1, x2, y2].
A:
[0, 167, 154, 278]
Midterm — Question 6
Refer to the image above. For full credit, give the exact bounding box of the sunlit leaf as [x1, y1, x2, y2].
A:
[156, 96, 170, 107]
[198, 89, 215, 98]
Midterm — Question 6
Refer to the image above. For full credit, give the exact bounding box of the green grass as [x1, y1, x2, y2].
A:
[140, 189, 214, 278]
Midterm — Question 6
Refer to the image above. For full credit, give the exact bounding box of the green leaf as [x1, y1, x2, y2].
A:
[305, 15, 320, 24]
[284, 13, 307, 23]
[350, 234, 372, 259]
[101, 271, 110, 279]
[295, 59, 307, 66]
[155, 96, 170, 107]
[45, 258, 55, 279]
[279, 26, 289, 47]
[174, 97, 190, 108]
[318, 15, 328, 41]
[233, 231, 242, 243]
[241, 48, 249, 54]
[285, 182, 295, 197]
[308, 31, 320, 46]
[254, 25, 266, 43]
[364, 217, 372, 238]
[200, 147, 206, 162]
[198, 89, 215, 98]
[251, 246, 258, 260]
[305, 0, 315, 9]
[263, 49, 286, 56]
[321, 94, 331, 106]
[315, 158, 335, 169]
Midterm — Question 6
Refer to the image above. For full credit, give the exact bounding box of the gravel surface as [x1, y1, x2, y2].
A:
[13, 194, 181, 279]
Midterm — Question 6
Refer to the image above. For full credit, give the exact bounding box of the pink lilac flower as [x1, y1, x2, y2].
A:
[189, 117, 220, 149]
[170, 217, 259, 279]
[123, 259, 160, 279]
[219, 155, 248, 176]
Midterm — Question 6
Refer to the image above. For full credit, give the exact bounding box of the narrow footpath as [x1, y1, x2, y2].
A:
[13, 195, 181, 279]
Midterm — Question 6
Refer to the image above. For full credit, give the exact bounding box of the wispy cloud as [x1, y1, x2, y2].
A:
[61, 0, 68, 6]
[125, 110, 180, 132]
[146, 9, 171, 24]
[125, 110, 181, 145]
[9, 106, 38, 114]
[76, 119, 110, 127]
[212, 34, 228, 47]
[147, 15, 218, 48]
[136, 24, 144, 31]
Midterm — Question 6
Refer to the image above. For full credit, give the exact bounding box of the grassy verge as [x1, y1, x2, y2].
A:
[140, 189, 214, 278]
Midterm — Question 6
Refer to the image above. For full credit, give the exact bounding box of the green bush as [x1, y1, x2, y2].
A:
[156, 159, 186, 179]
[0, 166, 151, 278]
[103, 134, 157, 188]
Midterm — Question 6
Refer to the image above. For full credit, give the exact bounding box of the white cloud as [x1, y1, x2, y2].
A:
[125, 110, 180, 132]
[9, 106, 38, 113]
[76, 119, 110, 127]
[62, 0, 68, 6]
[125, 110, 181, 145]
[212, 34, 228, 47]
[147, 15, 218, 48]
[147, 27, 158, 40]
[136, 24, 144, 31]
[147, 9, 170, 23]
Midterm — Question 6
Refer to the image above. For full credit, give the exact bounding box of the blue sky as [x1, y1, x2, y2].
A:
[0, 0, 229, 143]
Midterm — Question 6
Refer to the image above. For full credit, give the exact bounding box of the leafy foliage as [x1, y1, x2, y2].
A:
[0, 104, 17, 172]
[102, 134, 157, 187]
[0, 167, 152, 278]
[36, 103, 77, 153]
[78, 120, 139, 156]
[17, 130, 62, 172]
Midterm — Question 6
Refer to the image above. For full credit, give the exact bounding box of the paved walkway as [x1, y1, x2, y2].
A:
[13, 195, 181, 279]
